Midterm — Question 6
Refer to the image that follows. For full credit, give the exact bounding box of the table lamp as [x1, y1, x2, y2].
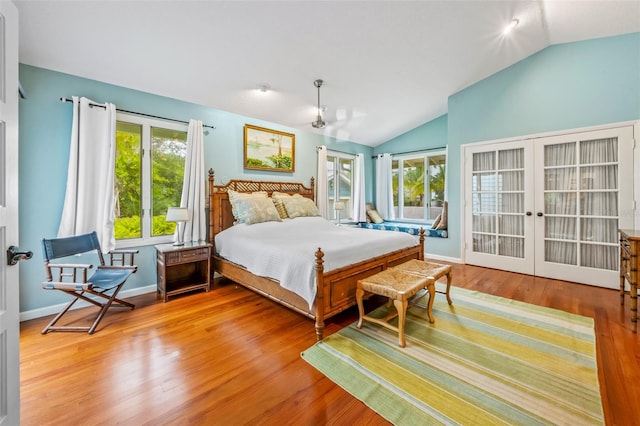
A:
[166, 207, 189, 246]
[334, 201, 346, 226]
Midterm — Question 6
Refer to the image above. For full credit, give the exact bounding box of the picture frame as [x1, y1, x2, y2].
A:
[243, 124, 295, 172]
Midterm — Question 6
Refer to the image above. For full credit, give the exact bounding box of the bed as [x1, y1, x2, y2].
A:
[207, 169, 424, 340]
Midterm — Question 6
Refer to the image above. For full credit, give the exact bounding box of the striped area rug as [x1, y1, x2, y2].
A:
[301, 287, 603, 425]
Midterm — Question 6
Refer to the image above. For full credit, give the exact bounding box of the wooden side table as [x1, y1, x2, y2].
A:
[619, 229, 639, 333]
[155, 242, 212, 302]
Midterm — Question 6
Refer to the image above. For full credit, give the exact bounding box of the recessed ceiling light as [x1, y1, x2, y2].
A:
[257, 83, 270, 93]
[503, 18, 519, 35]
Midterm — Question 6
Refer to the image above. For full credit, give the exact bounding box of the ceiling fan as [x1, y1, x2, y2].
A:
[311, 79, 326, 129]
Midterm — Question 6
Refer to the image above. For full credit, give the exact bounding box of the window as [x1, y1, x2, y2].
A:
[391, 151, 446, 222]
[114, 113, 187, 246]
[327, 152, 355, 220]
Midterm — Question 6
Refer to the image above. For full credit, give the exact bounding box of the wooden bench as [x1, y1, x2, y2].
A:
[356, 260, 453, 347]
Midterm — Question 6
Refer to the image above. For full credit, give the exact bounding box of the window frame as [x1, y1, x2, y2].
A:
[115, 112, 188, 248]
[327, 150, 356, 221]
[391, 149, 447, 224]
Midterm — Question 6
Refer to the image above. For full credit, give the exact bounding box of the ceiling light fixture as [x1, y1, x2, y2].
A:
[257, 83, 270, 93]
[503, 18, 519, 35]
[311, 79, 326, 129]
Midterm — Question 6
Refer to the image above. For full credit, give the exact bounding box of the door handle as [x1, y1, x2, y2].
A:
[536, 212, 544, 217]
[7, 246, 33, 266]
[526, 211, 532, 216]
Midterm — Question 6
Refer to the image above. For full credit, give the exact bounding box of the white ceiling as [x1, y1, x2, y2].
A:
[15, 0, 640, 147]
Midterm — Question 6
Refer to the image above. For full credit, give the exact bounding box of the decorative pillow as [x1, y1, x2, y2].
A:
[431, 214, 442, 229]
[272, 198, 289, 219]
[282, 196, 319, 218]
[272, 191, 302, 200]
[228, 190, 268, 221]
[232, 196, 282, 224]
[365, 203, 375, 223]
[435, 201, 448, 230]
[367, 209, 384, 224]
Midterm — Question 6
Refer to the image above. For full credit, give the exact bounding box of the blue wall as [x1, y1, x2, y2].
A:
[18, 64, 371, 313]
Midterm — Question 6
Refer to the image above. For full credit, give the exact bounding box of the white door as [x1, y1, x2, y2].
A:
[0, 1, 20, 424]
[464, 140, 535, 275]
[533, 127, 635, 288]
[464, 126, 635, 289]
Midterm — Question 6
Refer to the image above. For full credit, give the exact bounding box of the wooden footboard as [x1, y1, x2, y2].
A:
[208, 169, 425, 340]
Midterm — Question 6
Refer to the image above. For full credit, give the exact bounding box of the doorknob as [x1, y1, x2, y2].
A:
[536, 212, 544, 217]
[7, 246, 33, 266]
[526, 211, 532, 216]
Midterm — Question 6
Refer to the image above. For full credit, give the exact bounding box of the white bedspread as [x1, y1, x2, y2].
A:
[214, 216, 419, 309]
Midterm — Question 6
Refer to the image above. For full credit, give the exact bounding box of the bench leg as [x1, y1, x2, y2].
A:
[425, 282, 435, 323]
[445, 270, 453, 305]
[356, 287, 365, 329]
[394, 298, 408, 347]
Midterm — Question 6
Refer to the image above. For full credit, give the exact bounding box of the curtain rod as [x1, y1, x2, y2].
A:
[316, 146, 360, 156]
[371, 146, 446, 159]
[60, 97, 216, 129]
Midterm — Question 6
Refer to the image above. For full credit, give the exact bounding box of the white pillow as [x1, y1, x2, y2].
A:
[282, 197, 319, 218]
[232, 196, 282, 225]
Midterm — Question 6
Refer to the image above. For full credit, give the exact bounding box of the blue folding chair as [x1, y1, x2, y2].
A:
[41, 231, 138, 334]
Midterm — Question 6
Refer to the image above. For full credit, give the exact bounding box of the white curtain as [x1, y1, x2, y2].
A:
[352, 153, 366, 222]
[58, 96, 117, 252]
[316, 146, 329, 218]
[178, 119, 207, 243]
[375, 153, 395, 220]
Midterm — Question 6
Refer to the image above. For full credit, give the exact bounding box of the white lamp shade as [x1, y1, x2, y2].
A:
[334, 201, 346, 211]
[166, 207, 189, 222]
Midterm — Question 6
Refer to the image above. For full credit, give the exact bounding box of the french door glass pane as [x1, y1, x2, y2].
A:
[581, 244, 618, 270]
[499, 193, 523, 213]
[545, 193, 576, 215]
[545, 241, 577, 265]
[473, 214, 495, 233]
[545, 167, 577, 190]
[498, 148, 524, 169]
[473, 234, 495, 254]
[545, 217, 576, 240]
[472, 172, 496, 192]
[581, 193, 617, 216]
[545, 142, 576, 166]
[498, 170, 523, 191]
[580, 218, 618, 243]
[499, 236, 524, 258]
[580, 165, 617, 189]
[499, 215, 523, 236]
[473, 152, 494, 171]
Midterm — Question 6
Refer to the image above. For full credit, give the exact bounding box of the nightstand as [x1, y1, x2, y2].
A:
[155, 242, 212, 302]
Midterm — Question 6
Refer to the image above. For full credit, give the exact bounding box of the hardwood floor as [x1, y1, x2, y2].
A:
[20, 262, 640, 425]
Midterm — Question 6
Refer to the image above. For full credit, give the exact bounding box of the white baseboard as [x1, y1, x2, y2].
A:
[19, 284, 158, 322]
[423, 253, 462, 264]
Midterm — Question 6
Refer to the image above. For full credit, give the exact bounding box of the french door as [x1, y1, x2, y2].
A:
[464, 126, 635, 288]
[0, 0, 21, 423]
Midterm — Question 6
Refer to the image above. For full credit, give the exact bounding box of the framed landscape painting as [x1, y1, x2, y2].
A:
[244, 124, 295, 172]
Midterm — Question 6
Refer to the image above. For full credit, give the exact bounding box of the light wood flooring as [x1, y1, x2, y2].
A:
[20, 262, 640, 425]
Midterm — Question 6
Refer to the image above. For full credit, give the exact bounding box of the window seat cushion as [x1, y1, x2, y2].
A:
[358, 222, 448, 238]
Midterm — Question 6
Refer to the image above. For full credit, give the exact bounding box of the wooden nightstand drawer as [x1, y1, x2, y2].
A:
[165, 247, 209, 265]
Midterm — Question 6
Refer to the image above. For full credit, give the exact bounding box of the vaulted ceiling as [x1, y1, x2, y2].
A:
[16, 1, 640, 146]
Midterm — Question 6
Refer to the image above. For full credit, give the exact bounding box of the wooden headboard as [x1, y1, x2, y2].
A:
[207, 169, 315, 243]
